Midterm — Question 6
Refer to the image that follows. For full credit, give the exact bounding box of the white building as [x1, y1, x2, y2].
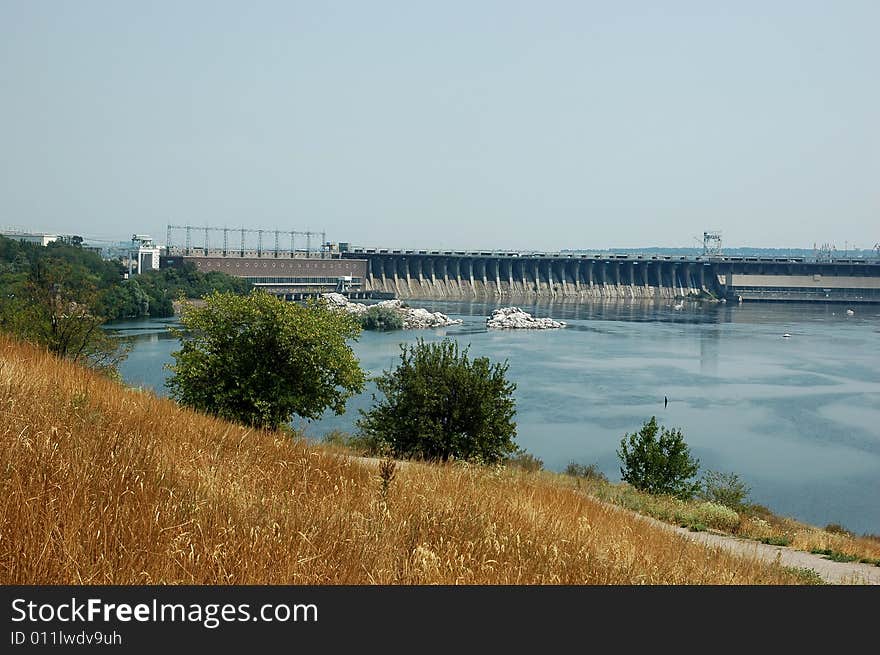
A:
[131, 235, 161, 275]
[0, 229, 59, 246]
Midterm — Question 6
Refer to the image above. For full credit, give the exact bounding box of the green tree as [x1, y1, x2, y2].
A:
[166, 291, 366, 430]
[135, 263, 252, 318]
[99, 279, 151, 320]
[356, 338, 518, 463]
[698, 470, 750, 509]
[616, 416, 700, 499]
[2, 260, 130, 375]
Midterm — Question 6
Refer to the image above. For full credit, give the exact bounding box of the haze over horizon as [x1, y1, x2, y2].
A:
[1, 2, 877, 252]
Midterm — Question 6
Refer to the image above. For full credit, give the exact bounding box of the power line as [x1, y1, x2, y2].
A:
[165, 224, 328, 257]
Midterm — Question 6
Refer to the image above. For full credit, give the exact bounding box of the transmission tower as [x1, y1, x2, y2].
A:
[816, 243, 836, 262]
[702, 231, 722, 256]
[165, 224, 327, 257]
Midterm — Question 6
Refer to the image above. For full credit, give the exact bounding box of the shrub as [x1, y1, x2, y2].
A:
[2, 260, 130, 375]
[824, 523, 854, 538]
[811, 548, 859, 563]
[356, 338, 518, 463]
[616, 417, 700, 499]
[564, 462, 608, 482]
[692, 501, 741, 532]
[321, 430, 386, 457]
[505, 449, 544, 473]
[783, 567, 825, 585]
[739, 516, 774, 540]
[320, 430, 350, 447]
[698, 470, 750, 509]
[359, 305, 404, 331]
[739, 503, 776, 523]
[167, 291, 365, 429]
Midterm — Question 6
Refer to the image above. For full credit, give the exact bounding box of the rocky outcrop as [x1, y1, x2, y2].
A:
[486, 307, 566, 329]
[320, 294, 462, 329]
[321, 292, 367, 314]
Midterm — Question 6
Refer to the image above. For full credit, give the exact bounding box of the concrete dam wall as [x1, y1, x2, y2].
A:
[162, 248, 880, 303]
[347, 253, 720, 300]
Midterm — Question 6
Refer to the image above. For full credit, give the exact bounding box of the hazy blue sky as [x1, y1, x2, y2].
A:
[1, 1, 877, 251]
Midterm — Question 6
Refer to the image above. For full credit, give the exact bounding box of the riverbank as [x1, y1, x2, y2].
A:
[1, 333, 820, 584]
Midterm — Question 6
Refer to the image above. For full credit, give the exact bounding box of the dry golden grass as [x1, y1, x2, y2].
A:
[0, 334, 807, 584]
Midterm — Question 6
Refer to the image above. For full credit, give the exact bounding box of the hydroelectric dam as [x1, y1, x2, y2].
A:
[156, 221, 880, 304]
[340, 248, 880, 303]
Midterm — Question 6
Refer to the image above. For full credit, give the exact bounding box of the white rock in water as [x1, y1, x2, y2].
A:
[320, 292, 349, 306]
[486, 307, 566, 329]
[320, 294, 461, 328]
[403, 306, 462, 329]
[319, 293, 367, 314]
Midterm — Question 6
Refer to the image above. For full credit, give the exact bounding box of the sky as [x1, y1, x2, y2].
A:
[1, 1, 877, 251]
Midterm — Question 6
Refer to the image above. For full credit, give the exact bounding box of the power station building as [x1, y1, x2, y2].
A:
[160, 252, 368, 297]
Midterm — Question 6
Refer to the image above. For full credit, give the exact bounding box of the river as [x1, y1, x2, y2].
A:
[111, 299, 880, 535]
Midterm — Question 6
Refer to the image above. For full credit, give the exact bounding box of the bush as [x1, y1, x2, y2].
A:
[809, 547, 864, 564]
[783, 567, 825, 585]
[358, 305, 404, 331]
[356, 338, 518, 463]
[692, 501, 741, 532]
[505, 449, 544, 473]
[167, 291, 365, 429]
[321, 430, 386, 457]
[616, 416, 700, 499]
[824, 523, 854, 538]
[564, 462, 608, 482]
[320, 430, 350, 447]
[698, 470, 750, 509]
[1, 259, 130, 375]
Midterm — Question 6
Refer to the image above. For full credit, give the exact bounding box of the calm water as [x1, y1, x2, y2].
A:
[112, 300, 880, 535]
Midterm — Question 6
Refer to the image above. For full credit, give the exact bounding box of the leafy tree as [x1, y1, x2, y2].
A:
[135, 263, 253, 318]
[1, 260, 130, 375]
[99, 279, 152, 320]
[698, 470, 750, 509]
[356, 338, 518, 463]
[617, 416, 700, 499]
[166, 291, 366, 430]
[358, 305, 404, 331]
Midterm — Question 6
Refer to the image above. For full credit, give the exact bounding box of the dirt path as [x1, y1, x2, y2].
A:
[636, 514, 880, 585]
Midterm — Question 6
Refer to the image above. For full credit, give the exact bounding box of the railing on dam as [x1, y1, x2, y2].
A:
[340, 250, 880, 302]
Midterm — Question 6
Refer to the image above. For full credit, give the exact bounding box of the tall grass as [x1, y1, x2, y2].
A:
[1, 335, 805, 584]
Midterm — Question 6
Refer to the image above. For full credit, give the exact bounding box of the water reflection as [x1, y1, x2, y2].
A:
[700, 327, 720, 375]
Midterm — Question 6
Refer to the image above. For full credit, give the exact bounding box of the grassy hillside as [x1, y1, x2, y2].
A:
[1, 334, 808, 584]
